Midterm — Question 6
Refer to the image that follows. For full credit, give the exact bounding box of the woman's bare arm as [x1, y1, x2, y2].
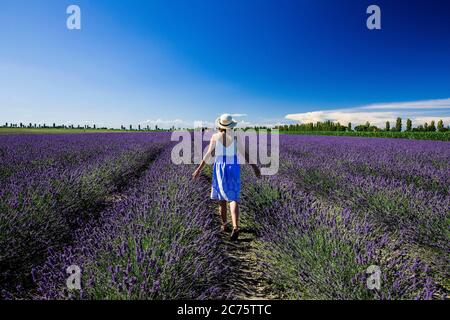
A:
[192, 135, 216, 180]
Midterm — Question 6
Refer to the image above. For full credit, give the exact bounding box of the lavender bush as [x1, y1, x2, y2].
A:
[239, 135, 449, 299]
[1, 133, 448, 299]
[32, 147, 230, 299]
[0, 133, 167, 294]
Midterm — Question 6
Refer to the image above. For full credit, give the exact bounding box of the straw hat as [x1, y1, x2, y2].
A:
[215, 114, 238, 130]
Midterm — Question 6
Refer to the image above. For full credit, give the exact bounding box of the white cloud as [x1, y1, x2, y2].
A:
[194, 120, 215, 128]
[285, 98, 450, 128]
[141, 118, 219, 129]
[235, 119, 280, 128]
[139, 114, 281, 129]
[411, 116, 450, 125]
[360, 98, 450, 110]
[230, 113, 247, 117]
[140, 118, 185, 128]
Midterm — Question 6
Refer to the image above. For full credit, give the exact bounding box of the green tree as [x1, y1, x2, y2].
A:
[395, 117, 402, 132]
[429, 120, 436, 132]
[437, 119, 444, 132]
[385, 121, 390, 131]
[406, 119, 412, 131]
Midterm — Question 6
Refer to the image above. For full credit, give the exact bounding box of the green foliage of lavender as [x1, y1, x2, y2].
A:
[32, 148, 229, 299]
[280, 130, 450, 141]
[239, 135, 449, 299]
[1, 133, 448, 300]
[0, 133, 166, 293]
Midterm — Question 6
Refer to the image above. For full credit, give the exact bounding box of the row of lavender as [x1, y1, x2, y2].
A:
[31, 147, 230, 299]
[1, 132, 447, 299]
[0, 133, 168, 295]
[240, 135, 449, 299]
[280, 136, 449, 249]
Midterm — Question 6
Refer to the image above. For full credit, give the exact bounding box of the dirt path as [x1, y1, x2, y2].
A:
[201, 167, 277, 299]
[221, 227, 278, 300]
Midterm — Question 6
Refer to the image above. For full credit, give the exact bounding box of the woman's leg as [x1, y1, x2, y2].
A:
[219, 201, 227, 225]
[230, 201, 239, 230]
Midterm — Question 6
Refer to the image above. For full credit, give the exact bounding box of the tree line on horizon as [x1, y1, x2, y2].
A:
[2, 118, 450, 133]
[0, 122, 176, 131]
[275, 118, 449, 133]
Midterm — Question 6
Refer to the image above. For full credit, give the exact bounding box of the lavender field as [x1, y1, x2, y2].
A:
[0, 133, 448, 300]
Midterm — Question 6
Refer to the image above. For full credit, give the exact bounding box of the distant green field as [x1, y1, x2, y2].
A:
[279, 130, 450, 141]
[0, 128, 159, 134]
[2, 127, 449, 141]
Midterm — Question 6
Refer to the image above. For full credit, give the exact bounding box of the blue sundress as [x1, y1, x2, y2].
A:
[210, 136, 241, 202]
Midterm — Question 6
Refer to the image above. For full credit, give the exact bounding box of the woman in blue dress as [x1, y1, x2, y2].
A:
[192, 114, 261, 241]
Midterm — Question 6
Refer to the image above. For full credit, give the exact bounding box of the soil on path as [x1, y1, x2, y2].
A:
[221, 226, 278, 300]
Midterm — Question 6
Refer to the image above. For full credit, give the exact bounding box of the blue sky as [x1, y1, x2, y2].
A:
[0, 0, 449, 128]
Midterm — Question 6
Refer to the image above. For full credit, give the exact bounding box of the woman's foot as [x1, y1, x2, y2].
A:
[230, 228, 239, 241]
[220, 223, 230, 232]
